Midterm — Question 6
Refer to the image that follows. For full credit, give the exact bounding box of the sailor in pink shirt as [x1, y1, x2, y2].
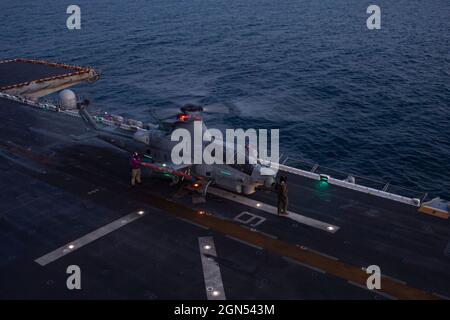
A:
[130, 152, 142, 186]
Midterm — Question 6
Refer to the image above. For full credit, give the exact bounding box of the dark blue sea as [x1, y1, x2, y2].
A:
[1, 0, 449, 198]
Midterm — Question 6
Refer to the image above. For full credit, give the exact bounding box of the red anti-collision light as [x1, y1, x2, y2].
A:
[177, 113, 189, 121]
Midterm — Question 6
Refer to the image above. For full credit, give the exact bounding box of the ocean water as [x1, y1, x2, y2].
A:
[1, 0, 449, 198]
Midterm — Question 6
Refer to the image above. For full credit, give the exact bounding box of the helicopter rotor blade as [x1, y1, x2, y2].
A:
[178, 102, 230, 114]
[201, 103, 229, 114]
[148, 103, 229, 121]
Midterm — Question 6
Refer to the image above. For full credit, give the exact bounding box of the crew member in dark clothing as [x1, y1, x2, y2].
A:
[130, 152, 142, 186]
[277, 175, 289, 216]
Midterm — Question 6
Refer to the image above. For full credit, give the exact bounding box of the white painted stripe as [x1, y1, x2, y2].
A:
[283, 256, 326, 274]
[226, 235, 263, 251]
[207, 187, 339, 233]
[347, 280, 368, 290]
[253, 229, 278, 239]
[432, 292, 450, 300]
[198, 237, 226, 300]
[382, 274, 406, 285]
[177, 217, 210, 230]
[347, 281, 397, 300]
[359, 268, 406, 286]
[238, 225, 278, 239]
[306, 248, 339, 261]
[35, 210, 146, 266]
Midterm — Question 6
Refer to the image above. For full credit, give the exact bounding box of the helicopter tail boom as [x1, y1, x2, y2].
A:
[78, 105, 100, 131]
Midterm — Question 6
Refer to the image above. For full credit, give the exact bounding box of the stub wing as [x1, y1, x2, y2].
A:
[141, 161, 194, 181]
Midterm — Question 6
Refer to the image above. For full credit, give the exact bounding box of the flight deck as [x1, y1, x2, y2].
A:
[0, 58, 99, 99]
[0, 60, 449, 300]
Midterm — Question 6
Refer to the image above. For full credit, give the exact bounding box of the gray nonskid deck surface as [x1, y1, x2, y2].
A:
[0, 146, 206, 299]
[203, 172, 450, 296]
[0, 147, 370, 299]
[1, 97, 449, 299]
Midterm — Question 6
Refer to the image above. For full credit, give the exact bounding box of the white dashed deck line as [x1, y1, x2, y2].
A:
[283, 256, 326, 274]
[347, 281, 397, 300]
[226, 235, 263, 251]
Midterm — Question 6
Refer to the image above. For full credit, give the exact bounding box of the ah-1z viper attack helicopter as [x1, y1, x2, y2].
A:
[77, 99, 277, 195]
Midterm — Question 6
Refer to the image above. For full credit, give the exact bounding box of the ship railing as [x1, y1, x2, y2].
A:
[281, 156, 428, 205]
[37, 96, 148, 133]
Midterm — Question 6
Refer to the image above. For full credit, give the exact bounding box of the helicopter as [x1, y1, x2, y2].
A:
[77, 99, 277, 195]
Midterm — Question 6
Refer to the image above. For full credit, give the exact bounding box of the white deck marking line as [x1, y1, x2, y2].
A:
[239, 225, 278, 239]
[35, 210, 147, 266]
[306, 248, 339, 261]
[208, 187, 339, 233]
[255, 230, 278, 239]
[283, 256, 326, 274]
[360, 267, 407, 286]
[347, 281, 397, 300]
[432, 292, 450, 300]
[226, 235, 263, 251]
[198, 237, 226, 300]
[382, 274, 407, 285]
[177, 217, 210, 230]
